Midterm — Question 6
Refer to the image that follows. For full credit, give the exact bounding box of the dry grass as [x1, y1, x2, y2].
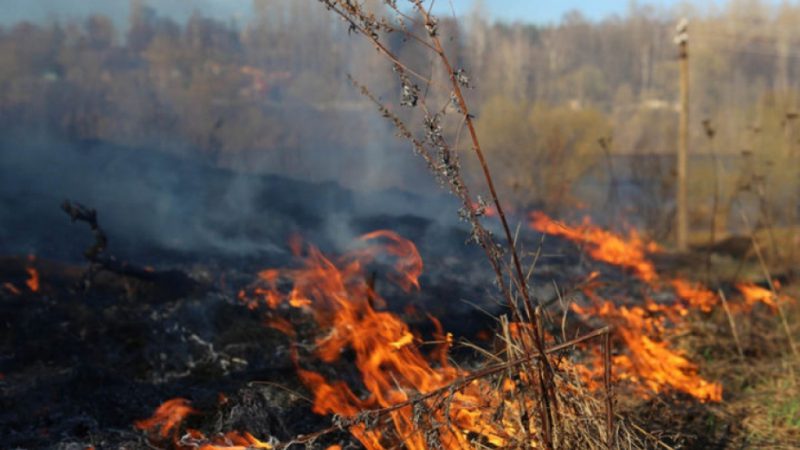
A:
[676, 286, 800, 448]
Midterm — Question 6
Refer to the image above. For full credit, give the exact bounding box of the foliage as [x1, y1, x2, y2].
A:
[474, 96, 610, 211]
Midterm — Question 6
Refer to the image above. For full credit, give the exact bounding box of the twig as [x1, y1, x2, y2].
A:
[411, 2, 559, 443]
[628, 421, 677, 450]
[702, 119, 719, 285]
[61, 199, 198, 293]
[320, 1, 437, 88]
[739, 210, 798, 357]
[247, 381, 314, 405]
[278, 326, 610, 448]
[717, 289, 745, 360]
[62, 200, 108, 261]
[603, 329, 615, 449]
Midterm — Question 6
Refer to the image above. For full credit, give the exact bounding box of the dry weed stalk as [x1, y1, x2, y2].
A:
[739, 211, 799, 357]
[289, 1, 638, 448]
[701, 118, 720, 285]
[279, 327, 616, 449]
[318, 0, 557, 444]
[717, 289, 745, 360]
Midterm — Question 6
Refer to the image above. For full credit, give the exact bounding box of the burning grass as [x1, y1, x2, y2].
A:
[530, 213, 799, 447]
[128, 215, 795, 448]
[236, 231, 624, 448]
[135, 398, 199, 441]
[128, 0, 797, 444]
[17, 2, 792, 448]
[673, 284, 800, 447]
[530, 213, 790, 390]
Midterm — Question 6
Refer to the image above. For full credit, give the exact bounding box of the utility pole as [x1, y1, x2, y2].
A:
[675, 18, 689, 251]
[786, 112, 799, 268]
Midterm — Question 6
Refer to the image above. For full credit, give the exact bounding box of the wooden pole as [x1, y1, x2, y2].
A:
[675, 19, 689, 251]
[787, 112, 799, 270]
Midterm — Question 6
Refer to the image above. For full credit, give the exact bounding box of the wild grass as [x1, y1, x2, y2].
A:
[680, 288, 800, 448]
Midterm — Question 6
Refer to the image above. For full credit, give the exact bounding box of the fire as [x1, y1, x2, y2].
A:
[530, 211, 659, 282]
[135, 398, 198, 440]
[237, 222, 745, 446]
[136, 400, 276, 449]
[573, 299, 722, 401]
[529, 212, 752, 401]
[25, 267, 39, 292]
[24, 254, 40, 292]
[244, 231, 518, 449]
[3, 257, 40, 295]
[355, 230, 423, 291]
[614, 323, 722, 401]
[134, 216, 790, 446]
[736, 283, 779, 309]
[670, 279, 717, 313]
[182, 430, 273, 449]
[470, 200, 498, 217]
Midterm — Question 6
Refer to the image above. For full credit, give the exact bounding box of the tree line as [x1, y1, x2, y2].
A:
[1, 0, 798, 239]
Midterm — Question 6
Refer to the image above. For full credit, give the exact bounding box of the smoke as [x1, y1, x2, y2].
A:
[0, 128, 464, 265]
[0, 0, 482, 268]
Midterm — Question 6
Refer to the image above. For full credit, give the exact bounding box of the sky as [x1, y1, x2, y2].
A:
[432, 0, 677, 23]
[0, 0, 675, 27]
[0, 0, 791, 27]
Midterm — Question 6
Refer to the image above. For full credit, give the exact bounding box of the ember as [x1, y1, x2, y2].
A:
[25, 255, 39, 292]
[2, 281, 20, 295]
[135, 398, 198, 440]
[25, 267, 39, 292]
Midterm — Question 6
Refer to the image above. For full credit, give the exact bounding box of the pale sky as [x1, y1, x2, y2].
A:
[433, 0, 677, 23]
[0, 0, 793, 27]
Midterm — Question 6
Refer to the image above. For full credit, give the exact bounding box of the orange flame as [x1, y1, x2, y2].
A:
[26, 267, 39, 292]
[135, 398, 198, 439]
[244, 231, 516, 449]
[572, 299, 722, 401]
[135, 408, 274, 450]
[670, 279, 717, 313]
[530, 212, 659, 282]
[135, 214, 789, 447]
[531, 212, 726, 401]
[356, 230, 423, 292]
[735, 283, 779, 309]
[470, 200, 498, 217]
[192, 431, 273, 449]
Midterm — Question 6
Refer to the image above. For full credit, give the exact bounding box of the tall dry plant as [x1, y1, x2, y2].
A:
[304, 1, 633, 448]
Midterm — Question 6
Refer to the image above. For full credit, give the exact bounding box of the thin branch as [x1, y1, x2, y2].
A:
[278, 327, 610, 448]
[739, 210, 798, 357]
